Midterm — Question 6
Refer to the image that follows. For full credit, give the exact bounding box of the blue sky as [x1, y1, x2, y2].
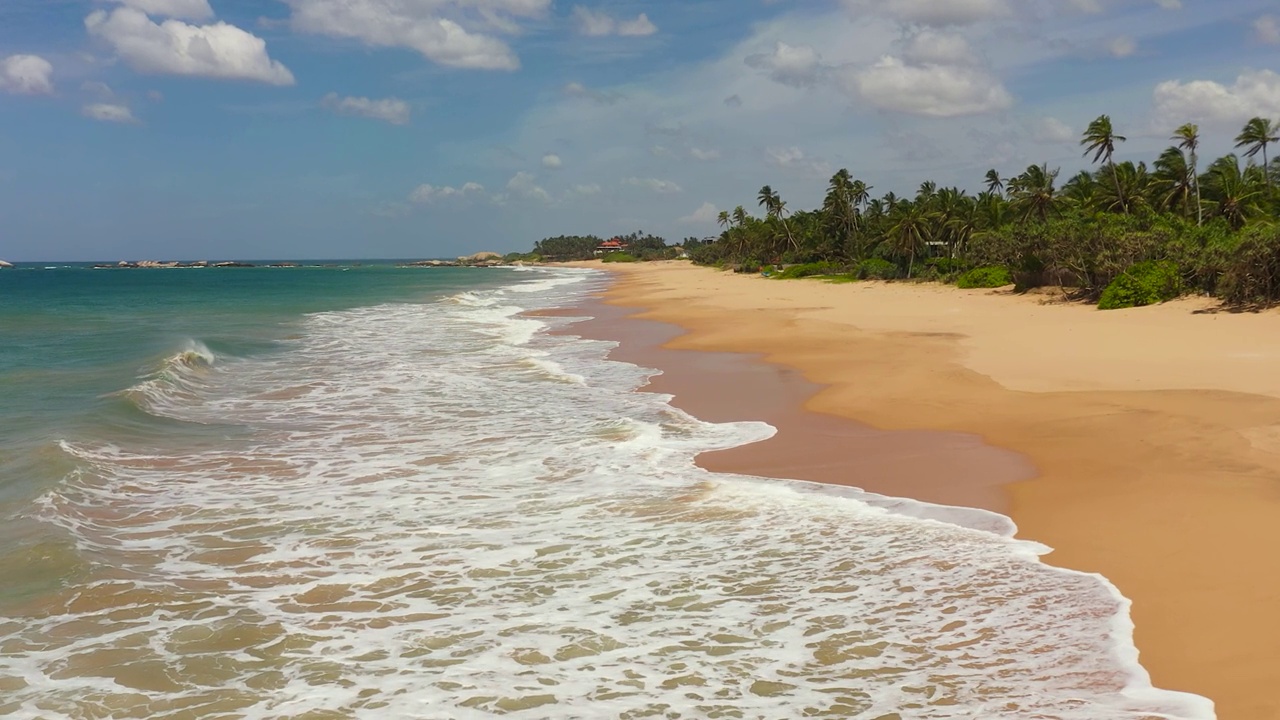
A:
[1, 0, 1279, 261]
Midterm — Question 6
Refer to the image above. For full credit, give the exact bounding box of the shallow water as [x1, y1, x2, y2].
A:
[0, 265, 1213, 719]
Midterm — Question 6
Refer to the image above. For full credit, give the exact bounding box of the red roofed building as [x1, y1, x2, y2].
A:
[594, 237, 629, 255]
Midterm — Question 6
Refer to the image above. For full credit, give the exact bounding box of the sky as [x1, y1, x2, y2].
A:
[1, 0, 1279, 261]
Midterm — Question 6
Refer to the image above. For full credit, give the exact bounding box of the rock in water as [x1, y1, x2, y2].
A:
[0, 260, 13, 269]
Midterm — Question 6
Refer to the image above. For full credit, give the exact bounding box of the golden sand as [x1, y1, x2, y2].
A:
[580, 260, 1280, 720]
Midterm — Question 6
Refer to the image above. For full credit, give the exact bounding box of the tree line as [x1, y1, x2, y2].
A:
[691, 115, 1280, 307]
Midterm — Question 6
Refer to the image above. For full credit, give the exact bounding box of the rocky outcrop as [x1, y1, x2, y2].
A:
[460, 251, 502, 264]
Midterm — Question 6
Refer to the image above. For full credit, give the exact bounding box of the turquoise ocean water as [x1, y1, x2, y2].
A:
[0, 263, 1214, 719]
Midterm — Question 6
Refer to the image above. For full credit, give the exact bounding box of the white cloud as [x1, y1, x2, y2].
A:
[679, 201, 719, 224]
[571, 6, 657, 37]
[745, 42, 824, 87]
[409, 181, 485, 204]
[842, 0, 1011, 27]
[847, 55, 1013, 117]
[283, 0, 550, 71]
[904, 31, 977, 66]
[85, 8, 295, 85]
[689, 147, 720, 161]
[1152, 70, 1280, 130]
[1031, 116, 1074, 143]
[82, 102, 139, 123]
[1255, 15, 1280, 45]
[765, 146, 831, 177]
[623, 177, 683, 194]
[541, 153, 562, 169]
[571, 183, 601, 195]
[562, 81, 622, 105]
[321, 93, 410, 125]
[0, 55, 54, 95]
[1107, 35, 1137, 57]
[107, 0, 213, 21]
[505, 171, 552, 203]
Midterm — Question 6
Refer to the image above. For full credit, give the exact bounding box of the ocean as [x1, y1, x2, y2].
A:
[0, 263, 1213, 719]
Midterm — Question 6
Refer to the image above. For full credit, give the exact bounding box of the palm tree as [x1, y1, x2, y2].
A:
[1204, 154, 1265, 230]
[984, 169, 1004, 196]
[757, 185, 796, 253]
[1173, 123, 1202, 224]
[1081, 114, 1128, 214]
[887, 201, 932, 278]
[1235, 117, 1279, 193]
[1096, 161, 1151, 215]
[716, 210, 731, 230]
[1061, 170, 1098, 214]
[1153, 147, 1194, 217]
[1007, 163, 1060, 222]
[732, 205, 748, 229]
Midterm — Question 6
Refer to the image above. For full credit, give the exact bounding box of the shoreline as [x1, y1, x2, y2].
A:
[559, 260, 1280, 720]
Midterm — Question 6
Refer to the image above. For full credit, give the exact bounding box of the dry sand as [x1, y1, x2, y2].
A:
[571, 260, 1280, 720]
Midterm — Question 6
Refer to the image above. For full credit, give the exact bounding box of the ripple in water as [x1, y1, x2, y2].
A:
[0, 269, 1212, 719]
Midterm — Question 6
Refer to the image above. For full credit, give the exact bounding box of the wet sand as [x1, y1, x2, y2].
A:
[558, 260, 1280, 720]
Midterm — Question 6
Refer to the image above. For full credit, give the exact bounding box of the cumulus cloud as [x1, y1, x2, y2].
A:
[842, 0, 1011, 27]
[1152, 70, 1280, 130]
[765, 146, 830, 177]
[623, 177, 683, 194]
[283, 0, 550, 71]
[745, 42, 825, 87]
[321, 93, 410, 125]
[85, 8, 295, 84]
[541, 153, 562, 169]
[107, 0, 213, 21]
[904, 31, 977, 66]
[409, 181, 485, 203]
[0, 54, 54, 95]
[1255, 15, 1280, 45]
[846, 55, 1012, 116]
[679, 202, 719, 224]
[82, 102, 139, 123]
[1031, 116, 1074, 143]
[504, 171, 552, 203]
[571, 6, 657, 37]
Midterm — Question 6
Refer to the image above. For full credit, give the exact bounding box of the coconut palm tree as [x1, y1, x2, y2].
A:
[1081, 114, 1128, 214]
[1204, 154, 1265, 230]
[1173, 123, 1202, 224]
[1235, 117, 1280, 193]
[716, 210, 731, 230]
[1008, 163, 1060, 222]
[887, 201, 932, 278]
[984, 169, 1004, 196]
[1153, 147, 1195, 217]
[757, 185, 797, 252]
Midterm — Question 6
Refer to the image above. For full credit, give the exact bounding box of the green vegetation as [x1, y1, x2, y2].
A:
[601, 252, 638, 263]
[1098, 261, 1183, 309]
[774, 261, 841, 279]
[687, 115, 1280, 308]
[529, 231, 701, 262]
[957, 266, 1013, 289]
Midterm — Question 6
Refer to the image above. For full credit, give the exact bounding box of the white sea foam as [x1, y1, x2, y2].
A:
[0, 267, 1214, 719]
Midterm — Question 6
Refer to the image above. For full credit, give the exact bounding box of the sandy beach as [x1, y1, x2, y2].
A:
[569, 260, 1280, 720]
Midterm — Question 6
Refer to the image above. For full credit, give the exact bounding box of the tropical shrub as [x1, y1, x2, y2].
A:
[776, 261, 843, 279]
[1097, 260, 1184, 309]
[956, 266, 1013, 289]
[1216, 226, 1280, 306]
[856, 258, 900, 280]
[601, 252, 638, 263]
